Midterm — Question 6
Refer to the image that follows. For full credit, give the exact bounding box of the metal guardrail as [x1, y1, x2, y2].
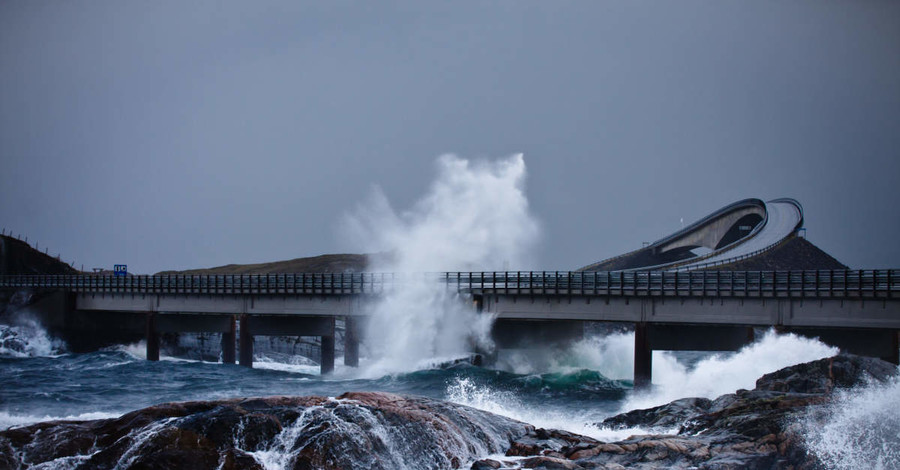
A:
[0, 270, 897, 299]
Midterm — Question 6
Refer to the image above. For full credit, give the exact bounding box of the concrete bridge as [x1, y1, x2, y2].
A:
[579, 198, 805, 271]
[2, 270, 898, 386]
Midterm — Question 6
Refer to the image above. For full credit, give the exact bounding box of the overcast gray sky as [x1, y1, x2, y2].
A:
[2, 1, 898, 274]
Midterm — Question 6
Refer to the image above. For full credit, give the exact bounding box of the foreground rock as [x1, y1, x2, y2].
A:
[0, 392, 531, 470]
[498, 353, 897, 469]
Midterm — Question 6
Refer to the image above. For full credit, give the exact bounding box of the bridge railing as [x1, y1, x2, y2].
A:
[0, 270, 896, 299]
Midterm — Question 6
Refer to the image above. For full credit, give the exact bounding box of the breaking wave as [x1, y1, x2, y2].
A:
[0, 318, 65, 358]
[801, 375, 900, 469]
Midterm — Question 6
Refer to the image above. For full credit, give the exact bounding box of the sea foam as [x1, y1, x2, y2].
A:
[448, 329, 839, 439]
[0, 317, 65, 358]
[800, 374, 900, 469]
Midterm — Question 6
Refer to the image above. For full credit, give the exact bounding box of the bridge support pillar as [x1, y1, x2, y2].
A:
[222, 316, 236, 364]
[239, 314, 253, 368]
[892, 330, 899, 366]
[146, 312, 159, 361]
[321, 336, 335, 375]
[344, 317, 359, 367]
[634, 323, 651, 389]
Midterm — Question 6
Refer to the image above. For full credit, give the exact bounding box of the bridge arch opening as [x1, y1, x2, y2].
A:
[715, 213, 764, 249]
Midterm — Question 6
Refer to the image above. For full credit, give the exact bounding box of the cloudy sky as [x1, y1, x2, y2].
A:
[1, 1, 898, 274]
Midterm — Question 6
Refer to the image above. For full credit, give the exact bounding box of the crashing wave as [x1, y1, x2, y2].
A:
[0, 319, 65, 358]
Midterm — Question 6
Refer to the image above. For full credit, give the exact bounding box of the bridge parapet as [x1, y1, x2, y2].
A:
[2, 270, 895, 300]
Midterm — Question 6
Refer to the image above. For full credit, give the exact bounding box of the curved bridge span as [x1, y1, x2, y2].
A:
[579, 198, 804, 271]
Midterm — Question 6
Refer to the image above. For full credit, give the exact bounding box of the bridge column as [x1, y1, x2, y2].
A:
[634, 323, 651, 389]
[891, 330, 899, 366]
[239, 314, 253, 368]
[344, 316, 359, 367]
[221, 315, 236, 364]
[146, 312, 159, 361]
[321, 335, 335, 374]
[321, 316, 336, 374]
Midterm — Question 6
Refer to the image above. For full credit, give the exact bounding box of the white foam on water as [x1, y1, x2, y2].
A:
[445, 376, 669, 442]
[800, 375, 900, 470]
[448, 330, 840, 441]
[0, 318, 65, 358]
[107, 341, 147, 360]
[0, 410, 123, 430]
[252, 359, 321, 375]
[341, 154, 539, 377]
[623, 329, 838, 411]
[519, 329, 836, 410]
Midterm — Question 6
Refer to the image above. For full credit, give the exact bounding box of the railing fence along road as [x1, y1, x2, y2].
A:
[0, 270, 896, 299]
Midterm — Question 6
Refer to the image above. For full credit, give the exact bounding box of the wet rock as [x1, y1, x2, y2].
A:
[472, 458, 502, 469]
[521, 455, 584, 469]
[755, 353, 897, 393]
[0, 392, 531, 470]
[599, 397, 712, 430]
[505, 354, 897, 470]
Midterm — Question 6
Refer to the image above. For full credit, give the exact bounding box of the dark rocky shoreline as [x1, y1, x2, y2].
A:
[1, 354, 895, 469]
[479, 353, 897, 469]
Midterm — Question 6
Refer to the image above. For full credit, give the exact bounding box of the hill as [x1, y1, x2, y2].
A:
[154, 253, 391, 275]
[0, 235, 79, 275]
[703, 236, 848, 271]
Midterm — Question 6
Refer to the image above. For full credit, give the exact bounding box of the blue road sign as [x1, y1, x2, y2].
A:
[114, 265, 127, 276]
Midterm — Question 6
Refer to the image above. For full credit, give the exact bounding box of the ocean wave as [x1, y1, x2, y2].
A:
[800, 374, 900, 469]
[0, 410, 123, 430]
[0, 320, 66, 358]
[622, 329, 838, 411]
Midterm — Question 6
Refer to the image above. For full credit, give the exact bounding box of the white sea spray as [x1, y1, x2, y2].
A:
[800, 374, 900, 470]
[448, 329, 839, 440]
[0, 317, 65, 358]
[341, 154, 540, 377]
[623, 329, 837, 411]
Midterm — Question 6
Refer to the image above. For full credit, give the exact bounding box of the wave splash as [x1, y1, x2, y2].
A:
[342, 154, 540, 377]
[624, 329, 838, 411]
[447, 329, 840, 439]
[800, 375, 900, 470]
[0, 317, 65, 358]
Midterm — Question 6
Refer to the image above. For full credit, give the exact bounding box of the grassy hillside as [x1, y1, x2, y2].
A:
[0, 235, 79, 275]
[155, 253, 392, 275]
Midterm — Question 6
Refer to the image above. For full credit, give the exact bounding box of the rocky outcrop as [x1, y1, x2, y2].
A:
[1, 354, 894, 469]
[0, 392, 531, 470]
[498, 354, 897, 469]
